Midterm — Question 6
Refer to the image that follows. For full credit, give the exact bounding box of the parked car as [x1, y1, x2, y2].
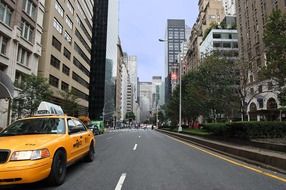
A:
[87, 124, 100, 135]
[90, 121, 105, 134]
[0, 102, 95, 186]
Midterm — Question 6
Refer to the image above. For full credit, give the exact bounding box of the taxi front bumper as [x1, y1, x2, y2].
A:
[0, 158, 52, 185]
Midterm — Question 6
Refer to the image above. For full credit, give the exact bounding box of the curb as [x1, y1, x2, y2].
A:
[157, 129, 286, 173]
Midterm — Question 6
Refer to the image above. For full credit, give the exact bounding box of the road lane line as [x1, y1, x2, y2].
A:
[115, 173, 126, 190]
[138, 136, 141, 138]
[133, 144, 138, 151]
[167, 135, 286, 183]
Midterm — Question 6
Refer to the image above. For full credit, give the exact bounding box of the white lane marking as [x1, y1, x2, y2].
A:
[133, 144, 137, 151]
[138, 136, 141, 138]
[115, 173, 127, 190]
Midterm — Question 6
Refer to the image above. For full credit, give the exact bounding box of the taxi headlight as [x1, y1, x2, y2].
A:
[10, 149, 50, 161]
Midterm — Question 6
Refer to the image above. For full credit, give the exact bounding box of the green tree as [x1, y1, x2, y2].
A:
[59, 90, 79, 116]
[167, 53, 240, 124]
[125, 112, 135, 122]
[261, 10, 286, 105]
[12, 74, 52, 118]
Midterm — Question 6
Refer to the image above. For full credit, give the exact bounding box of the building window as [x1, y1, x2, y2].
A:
[213, 33, 221, 39]
[49, 75, 59, 88]
[72, 72, 89, 88]
[258, 85, 263, 93]
[233, 42, 238, 48]
[65, 16, 73, 30]
[268, 82, 273, 90]
[67, 0, 74, 15]
[52, 36, 61, 51]
[17, 46, 30, 66]
[21, 20, 33, 42]
[73, 57, 89, 77]
[50, 55, 60, 69]
[62, 64, 70, 76]
[64, 31, 72, 44]
[75, 29, 91, 53]
[74, 42, 90, 65]
[250, 88, 254, 95]
[0, 35, 9, 55]
[223, 42, 231, 48]
[23, 0, 36, 18]
[76, 15, 91, 41]
[213, 42, 221, 48]
[55, 0, 64, 17]
[53, 18, 63, 34]
[61, 81, 69, 91]
[63, 47, 71, 60]
[0, 2, 12, 26]
[72, 87, 88, 100]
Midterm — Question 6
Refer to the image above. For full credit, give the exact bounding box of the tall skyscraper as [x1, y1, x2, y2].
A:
[139, 82, 152, 122]
[0, 0, 45, 127]
[165, 19, 185, 103]
[38, 0, 93, 116]
[89, 0, 119, 121]
[89, 0, 109, 120]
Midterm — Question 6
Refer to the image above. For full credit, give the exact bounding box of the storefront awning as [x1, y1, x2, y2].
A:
[0, 71, 14, 99]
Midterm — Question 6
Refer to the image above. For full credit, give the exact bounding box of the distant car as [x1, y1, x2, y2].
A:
[0, 103, 95, 186]
[90, 121, 104, 134]
[87, 124, 100, 135]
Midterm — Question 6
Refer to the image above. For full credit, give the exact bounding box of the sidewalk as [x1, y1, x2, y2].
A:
[157, 129, 286, 173]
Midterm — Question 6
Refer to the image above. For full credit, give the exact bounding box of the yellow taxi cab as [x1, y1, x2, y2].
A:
[0, 102, 95, 186]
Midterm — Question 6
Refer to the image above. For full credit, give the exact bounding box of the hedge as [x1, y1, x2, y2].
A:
[202, 122, 286, 139]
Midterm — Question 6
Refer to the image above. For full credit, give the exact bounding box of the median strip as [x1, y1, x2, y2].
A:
[115, 173, 126, 190]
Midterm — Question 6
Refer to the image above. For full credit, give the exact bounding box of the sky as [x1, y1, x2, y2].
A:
[119, 0, 198, 82]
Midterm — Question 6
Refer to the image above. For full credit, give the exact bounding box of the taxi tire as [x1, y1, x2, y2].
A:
[85, 143, 95, 162]
[47, 150, 67, 186]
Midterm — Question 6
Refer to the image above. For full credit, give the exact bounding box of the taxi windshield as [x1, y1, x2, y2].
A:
[0, 118, 66, 136]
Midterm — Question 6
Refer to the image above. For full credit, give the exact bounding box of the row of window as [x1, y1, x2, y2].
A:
[75, 29, 91, 53]
[50, 53, 89, 80]
[55, 0, 74, 17]
[74, 42, 90, 65]
[72, 71, 89, 88]
[55, 1, 91, 42]
[49, 74, 88, 101]
[213, 33, 238, 39]
[213, 41, 238, 49]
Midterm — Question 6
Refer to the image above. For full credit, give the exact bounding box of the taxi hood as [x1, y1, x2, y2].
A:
[0, 135, 64, 150]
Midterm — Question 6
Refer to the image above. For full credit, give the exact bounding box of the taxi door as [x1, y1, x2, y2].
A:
[73, 119, 92, 155]
[67, 118, 83, 162]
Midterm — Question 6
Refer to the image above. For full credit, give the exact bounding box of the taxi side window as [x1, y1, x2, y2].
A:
[73, 119, 87, 132]
[67, 119, 79, 134]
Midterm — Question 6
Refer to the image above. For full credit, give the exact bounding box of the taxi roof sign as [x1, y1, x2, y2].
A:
[36, 101, 64, 115]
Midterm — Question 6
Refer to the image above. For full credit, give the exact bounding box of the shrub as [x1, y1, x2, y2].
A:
[203, 122, 286, 139]
[228, 122, 286, 139]
[202, 123, 228, 136]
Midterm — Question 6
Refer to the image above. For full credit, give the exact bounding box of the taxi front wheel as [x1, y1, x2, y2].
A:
[47, 150, 67, 186]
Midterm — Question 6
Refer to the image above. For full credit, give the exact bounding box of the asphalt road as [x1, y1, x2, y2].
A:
[3, 129, 286, 190]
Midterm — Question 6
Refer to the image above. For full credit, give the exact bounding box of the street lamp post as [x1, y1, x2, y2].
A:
[158, 38, 182, 132]
[156, 104, 159, 128]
